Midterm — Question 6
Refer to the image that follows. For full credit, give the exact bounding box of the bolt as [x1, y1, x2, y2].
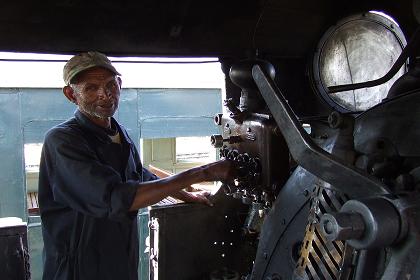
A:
[242, 195, 253, 205]
[224, 123, 231, 134]
[320, 212, 365, 241]
[323, 220, 334, 235]
[272, 184, 278, 192]
[214, 113, 223, 125]
[272, 126, 281, 136]
[210, 134, 224, 148]
[395, 173, 415, 192]
[328, 111, 344, 129]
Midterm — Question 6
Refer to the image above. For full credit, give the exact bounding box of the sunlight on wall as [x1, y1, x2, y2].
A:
[0, 52, 225, 89]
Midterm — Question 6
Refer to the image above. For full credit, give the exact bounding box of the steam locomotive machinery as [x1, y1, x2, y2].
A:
[213, 25, 420, 279]
[149, 13, 420, 279]
[247, 31, 420, 279]
[210, 60, 290, 238]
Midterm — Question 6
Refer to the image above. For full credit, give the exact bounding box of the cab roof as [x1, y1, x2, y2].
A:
[0, 0, 418, 58]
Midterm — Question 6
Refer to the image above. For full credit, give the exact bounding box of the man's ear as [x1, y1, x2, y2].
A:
[63, 86, 78, 104]
[117, 76, 122, 89]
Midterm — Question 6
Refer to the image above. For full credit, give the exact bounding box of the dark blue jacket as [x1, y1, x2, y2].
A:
[38, 110, 157, 280]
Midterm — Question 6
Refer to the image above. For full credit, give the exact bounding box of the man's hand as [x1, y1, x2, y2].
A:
[178, 190, 214, 206]
[203, 159, 237, 182]
[171, 159, 238, 207]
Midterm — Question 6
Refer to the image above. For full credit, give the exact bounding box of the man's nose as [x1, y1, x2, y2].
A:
[97, 86, 112, 99]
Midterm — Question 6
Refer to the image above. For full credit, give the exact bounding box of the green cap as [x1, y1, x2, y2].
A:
[63, 51, 121, 84]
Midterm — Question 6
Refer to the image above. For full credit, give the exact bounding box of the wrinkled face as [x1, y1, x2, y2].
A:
[70, 67, 121, 120]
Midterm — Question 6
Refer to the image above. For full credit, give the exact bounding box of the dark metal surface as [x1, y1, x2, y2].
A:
[252, 65, 390, 198]
[416, 0, 420, 23]
[250, 167, 314, 279]
[319, 193, 420, 279]
[321, 198, 401, 249]
[295, 185, 354, 280]
[218, 112, 289, 201]
[229, 60, 276, 112]
[354, 90, 420, 157]
[380, 194, 420, 279]
[148, 193, 252, 280]
[294, 118, 357, 280]
[0, 224, 30, 280]
[321, 212, 365, 242]
[352, 249, 384, 280]
[2, 1, 418, 57]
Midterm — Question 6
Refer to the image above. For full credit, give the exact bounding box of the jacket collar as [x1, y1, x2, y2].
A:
[74, 110, 126, 144]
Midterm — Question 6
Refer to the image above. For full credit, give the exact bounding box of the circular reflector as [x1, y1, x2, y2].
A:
[312, 12, 407, 112]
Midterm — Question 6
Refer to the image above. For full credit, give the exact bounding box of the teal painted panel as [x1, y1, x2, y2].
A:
[138, 88, 222, 138]
[138, 211, 150, 280]
[140, 117, 219, 139]
[23, 120, 67, 144]
[139, 89, 222, 118]
[0, 89, 25, 219]
[20, 89, 75, 125]
[20, 89, 76, 144]
[116, 89, 140, 150]
[28, 216, 43, 280]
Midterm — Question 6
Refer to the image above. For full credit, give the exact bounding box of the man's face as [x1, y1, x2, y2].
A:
[71, 67, 121, 120]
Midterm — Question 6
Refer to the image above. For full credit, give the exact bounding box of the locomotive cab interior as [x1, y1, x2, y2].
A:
[1, 0, 420, 279]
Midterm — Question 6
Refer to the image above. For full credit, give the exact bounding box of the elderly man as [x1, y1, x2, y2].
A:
[38, 51, 235, 280]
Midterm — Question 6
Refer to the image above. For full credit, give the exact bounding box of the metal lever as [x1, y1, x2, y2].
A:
[252, 65, 390, 198]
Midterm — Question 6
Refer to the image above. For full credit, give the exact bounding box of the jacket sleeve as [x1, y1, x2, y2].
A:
[42, 127, 139, 221]
[142, 167, 159, 182]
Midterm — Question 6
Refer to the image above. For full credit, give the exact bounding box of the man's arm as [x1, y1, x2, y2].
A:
[147, 165, 212, 205]
[129, 159, 234, 210]
[42, 128, 235, 219]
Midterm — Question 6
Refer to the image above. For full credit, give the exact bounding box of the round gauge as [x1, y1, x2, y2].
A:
[312, 12, 407, 112]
